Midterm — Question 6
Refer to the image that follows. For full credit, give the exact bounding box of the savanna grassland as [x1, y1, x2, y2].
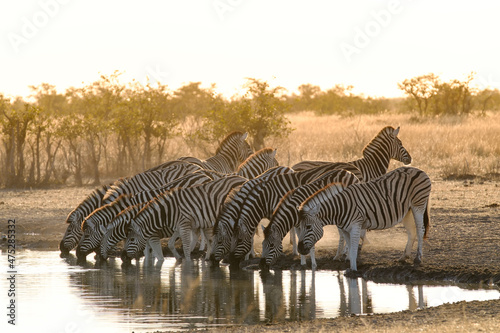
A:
[1, 112, 499, 333]
[272, 111, 500, 180]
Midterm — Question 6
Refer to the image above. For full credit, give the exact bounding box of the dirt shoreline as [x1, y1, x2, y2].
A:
[1, 179, 499, 332]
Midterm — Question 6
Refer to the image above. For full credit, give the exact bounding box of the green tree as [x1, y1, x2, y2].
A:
[199, 78, 293, 150]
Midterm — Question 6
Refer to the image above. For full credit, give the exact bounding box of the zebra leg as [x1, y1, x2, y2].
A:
[310, 246, 317, 269]
[199, 230, 207, 252]
[359, 229, 368, 252]
[148, 235, 164, 265]
[179, 224, 193, 261]
[399, 210, 416, 262]
[201, 228, 213, 261]
[144, 242, 153, 264]
[168, 230, 182, 261]
[291, 227, 299, 256]
[189, 229, 200, 253]
[412, 208, 426, 265]
[347, 224, 362, 272]
[334, 227, 346, 261]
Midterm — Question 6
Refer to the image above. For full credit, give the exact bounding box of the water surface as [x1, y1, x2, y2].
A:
[1, 251, 498, 333]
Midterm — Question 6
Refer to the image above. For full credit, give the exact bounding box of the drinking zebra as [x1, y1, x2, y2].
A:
[292, 126, 411, 181]
[178, 131, 254, 173]
[60, 161, 199, 255]
[229, 163, 362, 264]
[297, 166, 431, 272]
[123, 175, 247, 262]
[260, 169, 361, 269]
[210, 166, 294, 264]
[76, 172, 213, 261]
[60, 184, 112, 255]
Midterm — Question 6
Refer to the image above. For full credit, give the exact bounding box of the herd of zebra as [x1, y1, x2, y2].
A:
[59, 127, 431, 272]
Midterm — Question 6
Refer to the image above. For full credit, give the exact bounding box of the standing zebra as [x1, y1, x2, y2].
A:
[123, 175, 247, 262]
[292, 126, 411, 181]
[229, 162, 362, 264]
[60, 184, 112, 255]
[260, 169, 361, 269]
[211, 166, 294, 264]
[178, 131, 254, 173]
[297, 167, 431, 272]
[76, 172, 213, 261]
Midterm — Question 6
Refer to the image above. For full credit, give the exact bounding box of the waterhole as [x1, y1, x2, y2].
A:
[1, 251, 498, 332]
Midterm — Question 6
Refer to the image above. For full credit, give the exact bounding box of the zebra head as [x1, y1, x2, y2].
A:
[229, 220, 253, 264]
[211, 218, 235, 263]
[219, 131, 254, 165]
[390, 127, 412, 165]
[100, 214, 131, 260]
[124, 224, 147, 261]
[60, 210, 84, 255]
[297, 202, 324, 256]
[260, 223, 283, 269]
[76, 217, 108, 261]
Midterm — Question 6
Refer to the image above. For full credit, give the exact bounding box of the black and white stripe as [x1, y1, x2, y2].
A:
[178, 131, 254, 173]
[230, 163, 362, 263]
[297, 166, 431, 271]
[211, 166, 294, 264]
[236, 148, 279, 179]
[292, 126, 411, 181]
[261, 169, 361, 269]
[76, 172, 213, 260]
[60, 184, 112, 255]
[102, 161, 201, 203]
[123, 175, 247, 262]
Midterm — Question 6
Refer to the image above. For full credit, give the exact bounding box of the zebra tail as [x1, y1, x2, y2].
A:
[423, 200, 430, 240]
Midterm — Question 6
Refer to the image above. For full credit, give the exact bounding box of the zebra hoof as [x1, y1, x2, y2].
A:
[413, 257, 422, 266]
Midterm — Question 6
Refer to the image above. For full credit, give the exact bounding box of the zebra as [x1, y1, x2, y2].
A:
[123, 175, 247, 262]
[229, 162, 363, 264]
[210, 166, 294, 264]
[76, 172, 213, 261]
[260, 169, 361, 269]
[178, 131, 254, 173]
[297, 166, 431, 272]
[60, 183, 113, 255]
[291, 126, 412, 181]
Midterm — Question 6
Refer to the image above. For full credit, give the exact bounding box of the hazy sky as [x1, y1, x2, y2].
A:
[1, 0, 499, 99]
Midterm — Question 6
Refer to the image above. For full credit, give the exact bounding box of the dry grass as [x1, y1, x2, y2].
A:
[264, 111, 500, 180]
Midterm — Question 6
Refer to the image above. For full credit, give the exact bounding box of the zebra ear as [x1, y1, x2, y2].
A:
[393, 126, 400, 137]
[242, 132, 248, 140]
[261, 225, 266, 232]
[271, 149, 277, 159]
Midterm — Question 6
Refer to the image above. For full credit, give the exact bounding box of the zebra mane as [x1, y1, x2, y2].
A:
[299, 182, 346, 212]
[265, 188, 296, 237]
[361, 126, 396, 157]
[236, 147, 276, 173]
[81, 193, 131, 228]
[213, 184, 244, 232]
[215, 131, 246, 155]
